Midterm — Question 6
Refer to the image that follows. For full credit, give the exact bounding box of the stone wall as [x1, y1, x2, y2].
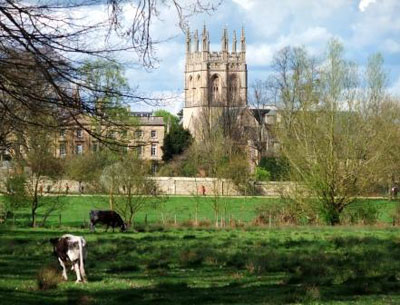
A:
[152, 177, 290, 196]
[0, 168, 291, 196]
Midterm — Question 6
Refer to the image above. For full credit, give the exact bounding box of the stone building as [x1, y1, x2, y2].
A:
[183, 26, 248, 138]
[182, 26, 277, 162]
[54, 112, 165, 162]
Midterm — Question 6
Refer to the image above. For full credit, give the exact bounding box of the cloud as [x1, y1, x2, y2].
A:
[390, 76, 400, 96]
[359, 0, 377, 12]
[232, 0, 255, 10]
[246, 27, 332, 66]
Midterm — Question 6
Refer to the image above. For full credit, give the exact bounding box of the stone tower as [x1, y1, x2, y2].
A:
[183, 26, 248, 139]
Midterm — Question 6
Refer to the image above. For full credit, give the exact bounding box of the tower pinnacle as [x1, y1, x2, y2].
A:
[186, 27, 191, 54]
[222, 27, 228, 52]
[194, 29, 199, 52]
[232, 30, 237, 53]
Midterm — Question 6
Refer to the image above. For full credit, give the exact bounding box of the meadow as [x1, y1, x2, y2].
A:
[1, 196, 400, 304]
[1, 195, 399, 227]
[1, 227, 400, 304]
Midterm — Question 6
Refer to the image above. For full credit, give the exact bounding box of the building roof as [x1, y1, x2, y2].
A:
[138, 116, 164, 126]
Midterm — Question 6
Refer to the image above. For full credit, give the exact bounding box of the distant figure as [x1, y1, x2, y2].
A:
[391, 186, 399, 200]
[201, 185, 206, 196]
[46, 185, 51, 193]
[80, 184, 84, 194]
[65, 183, 70, 195]
[39, 184, 43, 196]
[79, 182, 84, 194]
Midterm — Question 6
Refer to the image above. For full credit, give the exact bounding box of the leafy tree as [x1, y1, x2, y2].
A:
[154, 110, 180, 130]
[272, 41, 392, 225]
[258, 157, 288, 181]
[162, 126, 193, 162]
[100, 152, 164, 225]
[8, 123, 65, 227]
[66, 151, 113, 191]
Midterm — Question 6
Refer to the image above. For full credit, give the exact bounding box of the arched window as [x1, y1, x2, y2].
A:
[211, 75, 220, 103]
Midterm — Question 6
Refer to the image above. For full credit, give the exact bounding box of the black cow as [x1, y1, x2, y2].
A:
[50, 234, 87, 283]
[89, 210, 127, 232]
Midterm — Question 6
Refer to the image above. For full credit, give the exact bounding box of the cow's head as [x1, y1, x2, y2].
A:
[49, 238, 59, 246]
[121, 223, 127, 232]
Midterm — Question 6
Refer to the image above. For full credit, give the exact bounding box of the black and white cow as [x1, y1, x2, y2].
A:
[50, 234, 87, 283]
[89, 210, 127, 232]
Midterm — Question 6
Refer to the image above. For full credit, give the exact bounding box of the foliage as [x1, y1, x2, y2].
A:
[255, 167, 271, 182]
[66, 151, 114, 189]
[162, 125, 193, 162]
[100, 152, 165, 225]
[273, 40, 393, 225]
[341, 204, 380, 225]
[8, 124, 65, 227]
[154, 110, 180, 129]
[258, 157, 288, 181]
[80, 59, 133, 123]
[3, 174, 30, 218]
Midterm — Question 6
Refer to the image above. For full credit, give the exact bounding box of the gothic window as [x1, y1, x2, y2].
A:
[196, 74, 201, 103]
[211, 75, 220, 103]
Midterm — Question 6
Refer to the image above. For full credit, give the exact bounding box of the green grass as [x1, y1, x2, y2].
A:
[1, 195, 399, 227]
[1, 227, 400, 304]
[1, 195, 276, 227]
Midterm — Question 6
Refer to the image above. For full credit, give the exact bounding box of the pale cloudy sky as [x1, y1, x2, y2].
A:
[74, 0, 400, 112]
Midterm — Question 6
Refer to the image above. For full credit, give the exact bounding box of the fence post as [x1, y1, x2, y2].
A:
[59, 214, 62, 227]
[269, 214, 272, 229]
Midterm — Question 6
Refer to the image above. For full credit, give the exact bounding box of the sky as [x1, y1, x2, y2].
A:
[72, 0, 400, 113]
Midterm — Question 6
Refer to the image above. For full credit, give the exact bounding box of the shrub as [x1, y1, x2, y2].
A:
[37, 265, 62, 290]
[341, 204, 380, 225]
[258, 156, 289, 181]
[255, 167, 270, 182]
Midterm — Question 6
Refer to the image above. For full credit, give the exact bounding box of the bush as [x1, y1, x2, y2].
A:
[258, 157, 289, 181]
[255, 167, 270, 182]
[37, 265, 62, 290]
[341, 204, 380, 225]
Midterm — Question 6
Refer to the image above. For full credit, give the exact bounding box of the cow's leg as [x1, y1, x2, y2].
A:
[80, 260, 87, 282]
[105, 224, 109, 232]
[58, 258, 68, 281]
[74, 262, 82, 283]
[90, 221, 95, 232]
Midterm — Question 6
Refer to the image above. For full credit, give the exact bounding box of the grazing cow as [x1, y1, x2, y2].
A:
[89, 210, 127, 232]
[50, 234, 87, 283]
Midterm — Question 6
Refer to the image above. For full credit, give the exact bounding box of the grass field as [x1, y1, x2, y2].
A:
[2, 196, 400, 304]
[1, 195, 399, 227]
[1, 227, 400, 304]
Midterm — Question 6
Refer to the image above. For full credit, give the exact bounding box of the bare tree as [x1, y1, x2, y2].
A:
[0, 0, 220, 150]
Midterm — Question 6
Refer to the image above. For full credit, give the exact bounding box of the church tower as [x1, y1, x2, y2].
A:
[183, 26, 248, 139]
